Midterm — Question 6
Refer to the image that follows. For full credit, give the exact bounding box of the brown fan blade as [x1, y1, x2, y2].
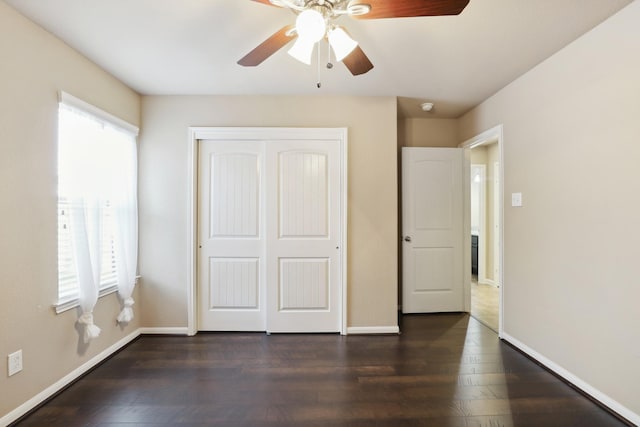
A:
[342, 46, 374, 76]
[238, 25, 296, 67]
[352, 0, 470, 19]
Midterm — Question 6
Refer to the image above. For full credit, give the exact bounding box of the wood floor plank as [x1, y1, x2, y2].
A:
[12, 314, 630, 426]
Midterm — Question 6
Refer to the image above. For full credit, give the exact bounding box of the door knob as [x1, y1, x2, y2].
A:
[404, 236, 412, 242]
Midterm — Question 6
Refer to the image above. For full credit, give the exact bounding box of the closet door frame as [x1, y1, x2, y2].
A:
[187, 127, 348, 336]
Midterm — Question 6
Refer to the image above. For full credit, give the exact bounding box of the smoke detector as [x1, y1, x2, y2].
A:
[421, 102, 434, 112]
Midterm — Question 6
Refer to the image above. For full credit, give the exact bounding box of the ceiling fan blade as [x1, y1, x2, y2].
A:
[342, 46, 374, 76]
[238, 25, 296, 67]
[352, 0, 470, 19]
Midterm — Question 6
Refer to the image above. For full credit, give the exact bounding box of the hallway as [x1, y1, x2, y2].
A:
[471, 278, 499, 332]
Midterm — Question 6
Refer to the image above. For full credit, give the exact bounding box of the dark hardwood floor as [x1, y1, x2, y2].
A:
[14, 314, 629, 426]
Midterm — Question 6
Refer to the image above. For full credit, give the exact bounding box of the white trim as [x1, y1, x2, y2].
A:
[139, 327, 190, 335]
[54, 276, 141, 314]
[0, 329, 140, 427]
[346, 326, 400, 335]
[502, 332, 640, 426]
[497, 132, 504, 337]
[493, 160, 501, 288]
[187, 128, 198, 336]
[54, 284, 118, 314]
[459, 124, 504, 338]
[58, 91, 139, 136]
[187, 127, 348, 335]
[459, 125, 502, 150]
[341, 131, 349, 336]
[462, 149, 471, 313]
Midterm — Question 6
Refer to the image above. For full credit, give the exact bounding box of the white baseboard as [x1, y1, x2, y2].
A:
[138, 327, 190, 335]
[502, 332, 639, 426]
[347, 326, 400, 335]
[1, 329, 141, 427]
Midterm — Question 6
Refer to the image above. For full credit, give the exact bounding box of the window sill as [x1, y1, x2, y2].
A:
[53, 277, 140, 315]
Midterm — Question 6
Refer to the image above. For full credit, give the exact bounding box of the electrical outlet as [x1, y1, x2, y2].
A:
[8, 350, 23, 376]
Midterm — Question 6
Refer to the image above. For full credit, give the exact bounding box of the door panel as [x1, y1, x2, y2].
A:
[402, 147, 464, 313]
[279, 258, 329, 310]
[413, 248, 454, 291]
[198, 141, 266, 331]
[209, 258, 259, 308]
[267, 141, 341, 333]
[279, 151, 328, 238]
[210, 153, 260, 238]
[414, 160, 454, 230]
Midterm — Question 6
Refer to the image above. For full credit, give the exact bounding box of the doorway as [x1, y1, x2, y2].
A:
[462, 125, 503, 336]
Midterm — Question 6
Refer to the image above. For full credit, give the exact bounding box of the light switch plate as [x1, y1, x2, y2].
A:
[8, 350, 22, 376]
[511, 192, 523, 207]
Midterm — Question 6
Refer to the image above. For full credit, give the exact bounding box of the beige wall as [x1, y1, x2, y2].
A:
[459, 1, 640, 419]
[0, 2, 141, 419]
[399, 118, 459, 148]
[138, 95, 398, 329]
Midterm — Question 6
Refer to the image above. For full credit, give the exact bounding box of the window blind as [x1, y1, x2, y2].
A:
[57, 197, 119, 304]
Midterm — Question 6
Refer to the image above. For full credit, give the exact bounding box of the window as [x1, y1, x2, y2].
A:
[56, 92, 138, 313]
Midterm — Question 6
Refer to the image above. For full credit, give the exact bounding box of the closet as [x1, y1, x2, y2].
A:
[195, 128, 346, 333]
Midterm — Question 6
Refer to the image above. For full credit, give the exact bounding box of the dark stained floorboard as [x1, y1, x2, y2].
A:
[13, 314, 630, 426]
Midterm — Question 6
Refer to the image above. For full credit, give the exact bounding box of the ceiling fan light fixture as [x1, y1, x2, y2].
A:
[288, 37, 316, 65]
[295, 9, 326, 43]
[328, 27, 358, 61]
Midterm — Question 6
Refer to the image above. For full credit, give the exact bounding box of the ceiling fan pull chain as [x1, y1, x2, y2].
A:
[327, 39, 334, 69]
[316, 43, 322, 88]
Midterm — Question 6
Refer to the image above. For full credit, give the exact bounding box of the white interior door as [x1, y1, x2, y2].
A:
[402, 147, 464, 313]
[266, 140, 342, 333]
[198, 141, 266, 331]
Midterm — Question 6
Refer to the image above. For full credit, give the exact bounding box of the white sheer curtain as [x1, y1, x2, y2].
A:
[112, 132, 138, 324]
[59, 101, 138, 341]
[59, 107, 108, 342]
[70, 196, 102, 342]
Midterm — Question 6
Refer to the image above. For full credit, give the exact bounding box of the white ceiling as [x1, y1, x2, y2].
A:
[4, 0, 633, 117]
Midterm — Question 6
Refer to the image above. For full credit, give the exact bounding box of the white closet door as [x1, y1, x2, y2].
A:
[266, 140, 342, 333]
[198, 141, 266, 331]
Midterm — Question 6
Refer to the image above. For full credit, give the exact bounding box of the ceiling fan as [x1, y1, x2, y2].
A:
[238, 0, 470, 76]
